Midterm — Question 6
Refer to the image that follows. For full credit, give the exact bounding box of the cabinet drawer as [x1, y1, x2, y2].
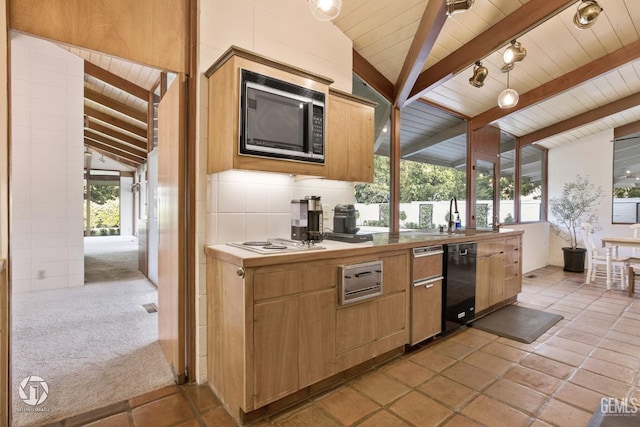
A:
[504, 250, 520, 265]
[477, 240, 505, 257]
[254, 265, 336, 300]
[504, 276, 521, 299]
[504, 237, 520, 252]
[505, 263, 520, 278]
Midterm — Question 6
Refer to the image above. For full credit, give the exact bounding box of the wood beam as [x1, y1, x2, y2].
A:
[614, 120, 640, 140]
[471, 39, 640, 130]
[408, 0, 578, 104]
[85, 88, 147, 123]
[84, 106, 147, 139]
[84, 61, 150, 100]
[520, 92, 640, 146]
[9, 0, 188, 73]
[394, 0, 447, 108]
[353, 50, 394, 103]
[86, 144, 141, 168]
[390, 107, 401, 237]
[401, 122, 467, 157]
[86, 120, 147, 151]
[85, 129, 147, 160]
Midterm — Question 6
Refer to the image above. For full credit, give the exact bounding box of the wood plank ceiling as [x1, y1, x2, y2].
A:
[63, 46, 162, 171]
[336, 0, 640, 155]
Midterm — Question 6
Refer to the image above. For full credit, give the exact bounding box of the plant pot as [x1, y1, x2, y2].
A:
[562, 247, 587, 272]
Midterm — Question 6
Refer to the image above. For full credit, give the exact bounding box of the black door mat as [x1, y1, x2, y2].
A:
[470, 304, 563, 344]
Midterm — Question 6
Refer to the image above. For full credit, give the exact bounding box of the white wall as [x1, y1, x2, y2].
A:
[196, 0, 354, 382]
[120, 176, 134, 236]
[547, 129, 632, 265]
[10, 33, 84, 293]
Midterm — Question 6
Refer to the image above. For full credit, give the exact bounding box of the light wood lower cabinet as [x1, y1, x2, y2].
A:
[207, 251, 409, 420]
[411, 279, 442, 344]
[504, 237, 522, 300]
[253, 287, 336, 407]
[476, 235, 522, 314]
[254, 298, 299, 407]
[299, 289, 336, 388]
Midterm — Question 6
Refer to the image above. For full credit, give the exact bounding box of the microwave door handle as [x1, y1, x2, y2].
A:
[306, 101, 314, 153]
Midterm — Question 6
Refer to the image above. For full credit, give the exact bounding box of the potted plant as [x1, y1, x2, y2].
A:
[549, 174, 604, 272]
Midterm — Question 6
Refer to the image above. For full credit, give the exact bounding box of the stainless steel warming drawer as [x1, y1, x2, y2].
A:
[339, 260, 383, 305]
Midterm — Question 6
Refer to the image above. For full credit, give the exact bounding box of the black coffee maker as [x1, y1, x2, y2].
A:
[333, 204, 359, 234]
[291, 195, 323, 242]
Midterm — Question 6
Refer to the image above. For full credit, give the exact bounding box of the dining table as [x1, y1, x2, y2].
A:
[600, 236, 640, 295]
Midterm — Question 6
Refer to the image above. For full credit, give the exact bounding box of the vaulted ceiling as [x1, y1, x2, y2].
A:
[338, 0, 640, 153]
[66, 1, 640, 173]
[61, 46, 162, 172]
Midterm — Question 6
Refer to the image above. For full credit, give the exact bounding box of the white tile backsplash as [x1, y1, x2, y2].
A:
[207, 171, 353, 244]
[217, 214, 245, 243]
[218, 180, 245, 213]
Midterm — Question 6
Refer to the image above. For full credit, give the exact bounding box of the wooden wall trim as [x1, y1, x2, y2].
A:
[9, 0, 188, 73]
[1, 0, 9, 420]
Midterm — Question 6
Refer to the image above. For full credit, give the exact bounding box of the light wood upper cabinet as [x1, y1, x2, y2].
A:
[326, 89, 376, 182]
[205, 47, 331, 176]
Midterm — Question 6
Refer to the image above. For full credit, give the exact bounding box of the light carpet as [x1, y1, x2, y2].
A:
[11, 236, 174, 426]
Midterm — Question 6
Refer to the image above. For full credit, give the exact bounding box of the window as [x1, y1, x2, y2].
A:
[612, 133, 640, 223]
[520, 144, 545, 222]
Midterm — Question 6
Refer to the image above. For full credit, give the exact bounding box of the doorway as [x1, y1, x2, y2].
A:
[8, 32, 182, 424]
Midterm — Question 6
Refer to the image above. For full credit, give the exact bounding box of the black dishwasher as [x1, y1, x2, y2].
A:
[443, 242, 477, 334]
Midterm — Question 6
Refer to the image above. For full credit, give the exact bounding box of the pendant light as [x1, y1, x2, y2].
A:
[497, 70, 519, 109]
[308, 0, 343, 21]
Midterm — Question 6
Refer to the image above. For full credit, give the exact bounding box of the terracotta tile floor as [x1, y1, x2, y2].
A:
[46, 266, 640, 426]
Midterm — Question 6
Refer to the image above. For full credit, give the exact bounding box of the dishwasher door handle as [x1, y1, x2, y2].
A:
[413, 276, 444, 287]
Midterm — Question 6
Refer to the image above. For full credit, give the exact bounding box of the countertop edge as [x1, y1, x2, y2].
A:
[205, 229, 524, 268]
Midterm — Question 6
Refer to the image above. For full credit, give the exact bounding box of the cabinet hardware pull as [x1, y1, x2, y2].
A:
[413, 276, 443, 287]
[355, 271, 373, 278]
[236, 267, 245, 278]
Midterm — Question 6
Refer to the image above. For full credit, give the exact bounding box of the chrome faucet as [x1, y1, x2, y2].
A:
[448, 197, 459, 234]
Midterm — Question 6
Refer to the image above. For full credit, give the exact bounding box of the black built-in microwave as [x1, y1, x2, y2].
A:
[239, 69, 325, 164]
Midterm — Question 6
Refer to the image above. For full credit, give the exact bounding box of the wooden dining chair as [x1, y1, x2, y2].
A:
[628, 224, 640, 296]
[581, 222, 630, 288]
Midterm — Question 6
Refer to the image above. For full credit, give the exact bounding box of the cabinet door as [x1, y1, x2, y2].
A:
[336, 301, 376, 354]
[377, 292, 406, 338]
[347, 102, 374, 182]
[383, 253, 409, 294]
[411, 279, 442, 344]
[253, 298, 299, 407]
[299, 289, 336, 388]
[476, 253, 502, 312]
[327, 94, 374, 182]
